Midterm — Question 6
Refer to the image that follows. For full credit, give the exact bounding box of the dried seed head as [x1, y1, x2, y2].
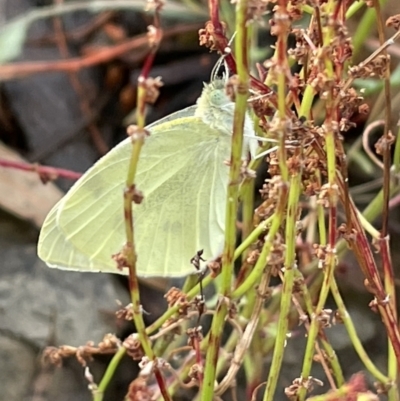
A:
[112, 250, 129, 270]
[332, 310, 343, 325]
[187, 326, 204, 348]
[146, 25, 158, 47]
[285, 376, 324, 399]
[199, 21, 226, 51]
[207, 257, 222, 277]
[116, 302, 134, 320]
[349, 55, 390, 79]
[386, 14, 400, 31]
[123, 334, 145, 360]
[164, 287, 190, 315]
[292, 276, 304, 295]
[374, 380, 393, 395]
[188, 363, 203, 382]
[125, 377, 154, 401]
[98, 334, 120, 351]
[142, 76, 163, 104]
[374, 130, 395, 156]
[358, 103, 369, 115]
[42, 346, 64, 367]
[270, 5, 292, 36]
[126, 125, 150, 141]
[246, 249, 260, 265]
[316, 309, 332, 328]
[145, 0, 165, 12]
[75, 343, 95, 366]
[251, 94, 275, 118]
[287, 2, 303, 21]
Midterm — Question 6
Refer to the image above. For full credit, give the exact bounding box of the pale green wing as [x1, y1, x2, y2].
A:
[38, 199, 112, 273]
[39, 111, 231, 277]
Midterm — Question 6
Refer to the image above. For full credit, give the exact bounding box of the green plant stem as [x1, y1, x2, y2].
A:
[263, 172, 301, 401]
[263, 14, 299, 386]
[393, 124, 400, 173]
[219, 1, 249, 297]
[146, 213, 273, 337]
[201, 298, 228, 401]
[299, 84, 315, 119]
[232, 199, 286, 300]
[215, 270, 270, 396]
[351, 0, 388, 59]
[234, 215, 273, 259]
[338, 178, 400, 371]
[380, 239, 398, 401]
[330, 279, 390, 384]
[298, 4, 339, 397]
[241, 173, 255, 261]
[294, 269, 345, 387]
[386, 130, 400, 401]
[345, 0, 366, 19]
[94, 347, 127, 401]
[125, 92, 153, 352]
[201, 0, 249, 398]
[318, 336, 345, 387]
[293, 276, 343, 388]
[297, 253, 336, 400]
[370, 6, 398, 393]
[126, 75, 172, 400]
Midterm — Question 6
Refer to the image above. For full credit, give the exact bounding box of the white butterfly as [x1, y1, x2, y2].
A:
[38, 78, 257, 277]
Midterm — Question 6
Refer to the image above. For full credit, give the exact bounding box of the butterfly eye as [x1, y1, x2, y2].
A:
[209, 90, 229, 107]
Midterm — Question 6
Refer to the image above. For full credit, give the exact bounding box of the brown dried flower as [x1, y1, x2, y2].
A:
[187, 326, 204, 348]
[316, 309, 333, 328]
[140, 76, 163, 104]
[126, 125, 150, 140]
[374, 130, 395, 155]
[386, 14, 400, 31]
[164, 287, 190, 315]
[123, 334, 145, 360]
[199, 21, 227, 51]
[207, 257, 222, 277]
[125, 377, 154, 401]
[145, 0, 165, 12]
[349, 54, 390, 79]
[188, 363, 203, 382]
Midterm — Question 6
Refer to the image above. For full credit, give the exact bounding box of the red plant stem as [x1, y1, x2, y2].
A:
[154, 370, 171, 401]
[353, 234, 400, 367]
[337, 177, 400, 369]
[0, 158, 82, 181]
[373, 0, 391, 238]
[380, 238, 396, 312]
[0, 23, 200, 81]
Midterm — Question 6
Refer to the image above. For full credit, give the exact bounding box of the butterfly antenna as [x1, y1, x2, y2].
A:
[211, 55, 227, 81]
[210, 31, 236, 82]
[227, 30, 237, 46]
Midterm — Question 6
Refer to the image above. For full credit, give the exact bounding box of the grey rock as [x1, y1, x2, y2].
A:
[0, 212, 130, 401]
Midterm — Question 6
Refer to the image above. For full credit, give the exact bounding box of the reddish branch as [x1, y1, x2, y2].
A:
[0, 159, 82, 182]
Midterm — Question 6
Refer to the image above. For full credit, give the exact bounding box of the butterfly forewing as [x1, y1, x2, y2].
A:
[49, 115, 231, 276]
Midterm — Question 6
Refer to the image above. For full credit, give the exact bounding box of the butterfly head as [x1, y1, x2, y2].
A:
[195, 78, 234, 130]
[207, 79, 231, 108]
